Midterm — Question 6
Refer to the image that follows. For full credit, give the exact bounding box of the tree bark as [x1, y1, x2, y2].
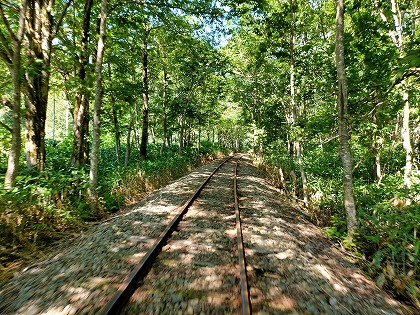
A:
[125, 113, 134, 166]
[402, 86, 412, 190]
[295, 142, 308, 205]
[179, 116, 185, 155]
[3, 0, 27, 188]
[372, 105, 382, 181]
[71, 0, 93, 166]
[88, 0, 107, 213]
[112, 100, 121, 163]
[287, 0, 308, 205]
[335, 0, 358, 241]
[140, 30, 150, 160]
[23, 0, 56, 170]
[160, 68, 168, 154]
[391, 0, 413, 190]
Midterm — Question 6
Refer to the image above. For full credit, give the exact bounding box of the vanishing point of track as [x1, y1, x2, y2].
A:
[99, 155, 251, 315]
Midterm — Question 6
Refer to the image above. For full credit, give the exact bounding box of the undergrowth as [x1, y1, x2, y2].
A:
[0, 138, 226, 280]
[256, 150, 420, 310]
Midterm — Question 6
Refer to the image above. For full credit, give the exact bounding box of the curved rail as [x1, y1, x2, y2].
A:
[234, 155, 251, 315]
[99, 155, 233, 315]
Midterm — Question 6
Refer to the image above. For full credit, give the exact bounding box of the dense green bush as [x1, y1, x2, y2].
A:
[0, 139, 224, 251]
[259, 143, 419, 307]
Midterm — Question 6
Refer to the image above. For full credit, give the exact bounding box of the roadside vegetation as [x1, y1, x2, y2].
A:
[0, 139, 227, 280]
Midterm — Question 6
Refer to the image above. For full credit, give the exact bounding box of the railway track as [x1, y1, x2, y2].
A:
[100, 155, 251, 315]
[1, 155, 410, 315]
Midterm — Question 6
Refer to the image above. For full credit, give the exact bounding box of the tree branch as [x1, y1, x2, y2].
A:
[1, 97, 13, 109]
[319, 135, 339, 145]
[0, 47, 12, 67]
[0, 29, 13, 61]
[52, 0, 74, 38]
[0, 120, 12, 133]
[0, 3, 17, 43]
[352, 156, 365, 173]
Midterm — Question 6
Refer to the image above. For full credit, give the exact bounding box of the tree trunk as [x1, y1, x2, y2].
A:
[335, 0, 358, 241]
[160, 68, 168, 154]
[88, 0, 107, 213]
[23, 0, 56, 170]
[198, 126, 201, 150]
[71, 0, 93, 166]
[24, 95, 47, 170]
[3, 0, 27, 188]
[385, 0, 413, 191]
[125, 114, 134, 166]
[295, 142, 308, 205]
[401, 85, 412, 191]
[140, 30, 150, 160]
[179, 116, 185, 155]
[391, 0, 413, 191]
[112, 100, 121, 163]
[372, 106, 382, 181]
[288, 1, 308, 204]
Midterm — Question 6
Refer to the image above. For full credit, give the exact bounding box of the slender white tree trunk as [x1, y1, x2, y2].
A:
[402, 85, 412, 191]
[389, 0, 413, 191]
[288, 0, 308, 205]
[3, 0, 27, 189]
[89, 0, 108, 212]
[335, 0, 358, 241]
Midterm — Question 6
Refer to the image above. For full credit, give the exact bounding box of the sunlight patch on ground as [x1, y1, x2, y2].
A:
[313, 264, 349, 295]
[44, 305, 77, 315]
[333, 282, 348, 294]
[188, 267, 223, 290]
[206, 292, 229, 305]
[225, 228, 236, 238]
[126, 235, 154, 244]
[268, 294, 296, 310]
[17, 304, 41, 315]
[161, 259, 180, 267]
[142, 204, 178, 214]
[67, 286, 91, 301]
[164, 239, 193, 251]
[86, 277, 111, 289]
[125, 252, 147, 264]
[273, 248, 295, 260]
[109, 245, 124, 253]
[313, 264, 332, 281]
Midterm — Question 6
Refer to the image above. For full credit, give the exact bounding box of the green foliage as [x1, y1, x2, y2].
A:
[0, 138, 224, 252]
[359, 199, 419, 305]
[324, 215, 347, 241]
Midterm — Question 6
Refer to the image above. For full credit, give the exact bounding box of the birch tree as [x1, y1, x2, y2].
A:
[89, 0, 107, 212]
[335, 0, 358, 241]
[0, 0, 28, 188]
[375, 0, 414, 194]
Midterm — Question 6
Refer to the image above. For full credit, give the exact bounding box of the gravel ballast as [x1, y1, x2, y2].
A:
[0, 155, 412, 314]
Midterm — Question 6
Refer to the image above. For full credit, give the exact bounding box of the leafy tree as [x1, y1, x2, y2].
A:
[0, 0, 27, 188]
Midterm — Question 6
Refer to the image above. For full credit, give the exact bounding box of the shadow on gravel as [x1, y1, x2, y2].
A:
[118, 159, 242, 314]
[0, 158, 411, 315]
[0, 161, 224, 315]
[237, 158, 410, 315]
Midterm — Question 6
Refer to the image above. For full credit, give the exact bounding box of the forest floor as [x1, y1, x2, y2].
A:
[0, 155, 416, 314]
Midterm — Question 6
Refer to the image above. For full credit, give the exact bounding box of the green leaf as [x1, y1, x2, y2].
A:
[409, 57, 420, 67]
[390, 230, 398, 240]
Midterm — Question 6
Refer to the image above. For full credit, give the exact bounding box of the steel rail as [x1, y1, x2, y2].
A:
[234, 155, 251, 315]
[99, 155, 234, 315]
